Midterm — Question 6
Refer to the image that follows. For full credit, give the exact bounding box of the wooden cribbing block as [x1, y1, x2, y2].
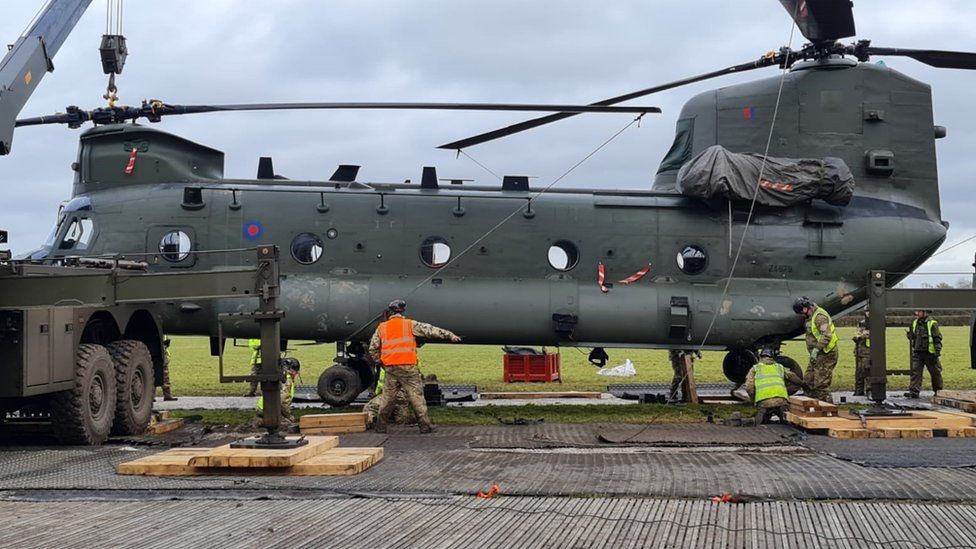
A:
[933, 396, 976, 414]
[480, 391, 602, 400]
[146, 418, 184, 435]
[936, 390, 976, 403]
[787, 396, 838, 413]
[827, 428, 870, 439]
[300, 413, 367, 434]
[289, 448, 384, 476]
[788, 406, 836, 418]
[187, 435, 338, 468]
[117, 446, 383, 476]
[117, 449, 202, 476]
[871, 428, 934, 439]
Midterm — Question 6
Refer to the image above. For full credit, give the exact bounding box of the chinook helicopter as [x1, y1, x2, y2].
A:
[8, 0, 976, 406]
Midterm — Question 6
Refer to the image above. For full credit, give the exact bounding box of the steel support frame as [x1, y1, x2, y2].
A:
[867, 270, 976, 403]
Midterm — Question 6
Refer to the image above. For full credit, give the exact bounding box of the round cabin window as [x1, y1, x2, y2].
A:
[420, 236, 452, 268]
[159, 230, 191, 262]
[677, 245, 707, 275]
[547, 240, 579, 271]
[291, 232, 324, 265]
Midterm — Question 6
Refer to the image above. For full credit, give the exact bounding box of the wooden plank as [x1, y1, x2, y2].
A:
[117, 446, 382, 477]
[933, 397, 976, 414]
[480, 391, 602, 400]
[116, 449, 202, 476]
[146, 418, 184, 435]
[827, 428, 870, 439]
[787, 396, 838, 412]
[187, 436, 339, 468]
[681, 353, 699, 405]
[301, 425, 368, 435]
[870, 428, 934, 439]
[945, 427, 976, 438]
[299, 413, 368, 430]
[289, 448, 384, 476]
[936, 390, 976, 403]
[788, 407, 837, 418]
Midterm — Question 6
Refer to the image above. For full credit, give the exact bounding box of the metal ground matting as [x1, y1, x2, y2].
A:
[1, 498, 974, 549]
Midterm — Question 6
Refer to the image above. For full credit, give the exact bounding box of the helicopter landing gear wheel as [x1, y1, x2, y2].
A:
[317, 365, 362, 407]
[722, 348, 758, 385]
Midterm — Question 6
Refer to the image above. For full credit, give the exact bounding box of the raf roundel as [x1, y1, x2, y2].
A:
[243, 220, 264, 241]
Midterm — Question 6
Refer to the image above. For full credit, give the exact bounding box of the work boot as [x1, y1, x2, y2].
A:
[163, 395, 178, 401]
[903, 392, 920, 399]
[419, 423, 434, 434]
[852, 391, 865, 397]
[373, 418, 388, 434]
[753, 409, 768, 426]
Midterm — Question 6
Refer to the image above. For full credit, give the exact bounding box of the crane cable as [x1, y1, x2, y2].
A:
[341, 114, 645, 342]
[667, 7, 801, 399]
[103, 0, 125, 107]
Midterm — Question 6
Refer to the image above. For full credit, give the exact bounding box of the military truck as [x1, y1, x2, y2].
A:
[0, 234, 279, 444]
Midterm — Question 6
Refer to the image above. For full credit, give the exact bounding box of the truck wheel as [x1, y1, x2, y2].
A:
[317, 365, 362, 407]
[50, 344, 117, 445]
[107, 340, 155, 436]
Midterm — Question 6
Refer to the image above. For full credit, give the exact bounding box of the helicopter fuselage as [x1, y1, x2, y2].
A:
[39, 60, 947, 354]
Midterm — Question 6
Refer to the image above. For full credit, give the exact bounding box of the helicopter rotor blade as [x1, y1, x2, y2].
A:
[14, 101, 661, 128]
[778, 0, 856, 44]
[864, 46, 976, 70]
[437, 54, 785, 150]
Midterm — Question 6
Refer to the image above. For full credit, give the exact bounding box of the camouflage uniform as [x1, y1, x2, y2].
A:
[667, 349, 698, 403]
[364, 389, 415, 425]
[803, 306, 839, 403]
[368, 314, 457, 430]
[852, 322, 871, 396]
[744, 356, 805, 409]
[257, 371, 296, 423]
[907, 315, 943, 396]
[160, 343, 175, 400]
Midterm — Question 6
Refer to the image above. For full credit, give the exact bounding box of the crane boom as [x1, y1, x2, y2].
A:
[0, 0, 92, 155]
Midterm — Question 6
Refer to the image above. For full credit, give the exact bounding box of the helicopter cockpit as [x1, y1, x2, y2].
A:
[24, 196, 96, 260]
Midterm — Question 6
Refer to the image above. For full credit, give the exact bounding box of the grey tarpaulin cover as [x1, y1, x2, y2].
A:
[676, 145, 855, 207]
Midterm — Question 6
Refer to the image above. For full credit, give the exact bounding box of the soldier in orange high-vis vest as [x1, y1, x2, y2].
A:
[368, 299, 461, 433]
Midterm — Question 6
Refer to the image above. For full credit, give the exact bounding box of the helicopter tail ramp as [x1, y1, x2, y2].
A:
[0, 0, 93, 155]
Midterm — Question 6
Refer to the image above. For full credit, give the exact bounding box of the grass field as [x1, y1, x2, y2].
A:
[169, 403, 760, 427]
[161, 326, 976, 397]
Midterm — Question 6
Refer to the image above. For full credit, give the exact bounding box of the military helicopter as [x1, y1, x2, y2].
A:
[9, 0, 976, 406]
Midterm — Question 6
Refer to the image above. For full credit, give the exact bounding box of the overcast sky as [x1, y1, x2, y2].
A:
[2, 0, 975, 285]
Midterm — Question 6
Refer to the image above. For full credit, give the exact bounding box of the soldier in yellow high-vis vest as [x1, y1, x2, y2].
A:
[244, 338, 262, 397]
[793, 296, 839, 403]
[905, 309, 943, 398]
[852, 310, 871, 397]
[744, 347, 807, 424]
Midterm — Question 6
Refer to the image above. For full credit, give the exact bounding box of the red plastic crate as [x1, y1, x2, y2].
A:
[503, 352, 560, 383]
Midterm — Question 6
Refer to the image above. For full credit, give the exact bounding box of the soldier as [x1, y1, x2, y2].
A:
[159, 337, 177, 401]
[667, 349, 700, 403]
[368, 299, 461, 433]
[793, 296, 839, 403]
[257, 358, 301, 424]
[244, 338, 262, 397]
[905, 309, 943, 399]
[744, 347, 808, 424]
[852, 310, 871, 397]
[363, 367, 415, 426]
